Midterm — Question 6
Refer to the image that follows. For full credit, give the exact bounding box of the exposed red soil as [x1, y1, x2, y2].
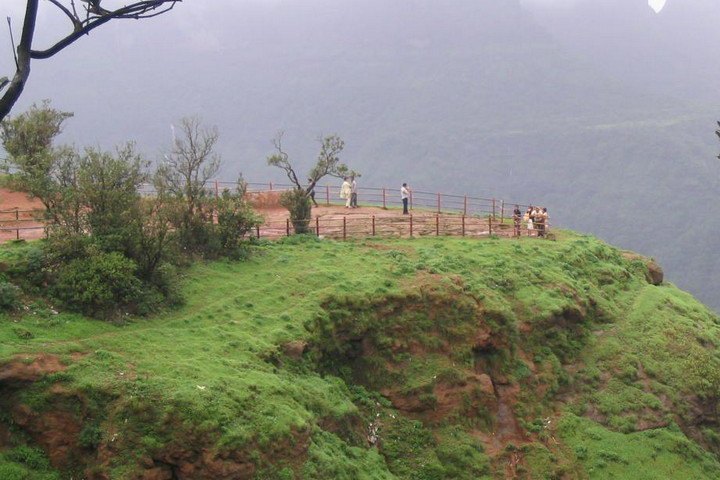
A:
[0, 353, 89, 468]
[0, 353, 67, 383]
[128, 427, 312, 480]
[13, 404, 83, 468]
[0, 188, 46, 242]
[265, 204, 513, 240]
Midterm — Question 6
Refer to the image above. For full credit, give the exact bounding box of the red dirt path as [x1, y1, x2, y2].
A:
[0, 188, 517, 243]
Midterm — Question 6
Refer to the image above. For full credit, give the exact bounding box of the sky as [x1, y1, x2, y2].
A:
[648, 0, 667, 12]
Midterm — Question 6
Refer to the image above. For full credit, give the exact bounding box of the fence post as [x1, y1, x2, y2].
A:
[214, 180, 219, 198]
[326, 185, 330, 206]
[382, 188, 386, 209]
[488, 216, 493, 236]
[437, 193, 441, 214]
[501, 201, 505, 224]
[343, 216, 347, 240]
[256, 225, 260, 239]
[436, 214, 439, 236]
[316, 217, 320, 237]
[270, 181, 273, 191]
[15, 208, 19, 221]
[463, 196, 467, 216]
[462, 215, 465, 237]
[492, 198, 497, 220]
[410, 191, 413, 211]
[16, 227, 19, 240]
[372, 215, 376, 236]
[410, 215, 413, 237]
[286, 218, 290, 236]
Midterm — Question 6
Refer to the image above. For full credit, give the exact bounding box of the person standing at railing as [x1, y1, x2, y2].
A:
[532, 206, 541, 237]
[307, 179, 319, 207]
[340, 177, 352, 208]
[401, 183, 410, 214]
[350, 175, 358, 208]
[513, 205, 522, 237]
[536, 207, 548, 238]
[524, 206, 534, 235]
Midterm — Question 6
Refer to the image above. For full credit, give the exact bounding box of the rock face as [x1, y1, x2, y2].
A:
[281, 340, 308, 359]
[622, 252, 663, 285]
[646, 260, 664, 285]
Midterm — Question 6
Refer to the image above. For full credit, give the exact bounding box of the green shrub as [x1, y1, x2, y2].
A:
[280, 189, 312, 234]
[145, 263, 184, 307]
[6, 445, 50, 470]
[52, 251, 142, 319]
[79, 424, 103, 449]
[0, 281, 21, 310]
[216, 187, 262, 255]
[8, 247, 47, 291]
[0, 464, 27, 480]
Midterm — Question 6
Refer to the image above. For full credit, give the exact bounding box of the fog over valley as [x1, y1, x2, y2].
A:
[2, 0, 719, 310]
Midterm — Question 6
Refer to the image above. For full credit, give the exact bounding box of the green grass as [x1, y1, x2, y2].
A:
[558, 414, 720, 479]
[0, 232, 719, 478]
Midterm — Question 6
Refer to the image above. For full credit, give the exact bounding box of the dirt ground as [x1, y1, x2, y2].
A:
[0, 188, 517, 243]
[255, 204, 514, 239]
[0, 188, 46, 242]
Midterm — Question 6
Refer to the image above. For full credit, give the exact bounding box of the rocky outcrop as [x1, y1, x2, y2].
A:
[622, 252, 663, 285]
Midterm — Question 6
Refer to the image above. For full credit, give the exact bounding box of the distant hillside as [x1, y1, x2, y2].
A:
[1, 234, 720, 478]
[9, 0, 719, 310]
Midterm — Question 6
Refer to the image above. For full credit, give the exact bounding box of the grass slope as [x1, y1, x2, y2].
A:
[0, 232, 719, 479]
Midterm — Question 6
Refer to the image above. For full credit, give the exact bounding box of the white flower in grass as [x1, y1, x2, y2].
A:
[196, 385, 207, 391]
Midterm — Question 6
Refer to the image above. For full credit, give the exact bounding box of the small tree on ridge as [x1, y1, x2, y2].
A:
[267, 132, 356, 234]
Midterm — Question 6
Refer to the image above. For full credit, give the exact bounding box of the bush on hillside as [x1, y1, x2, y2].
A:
[52, 251, 142, 319]
[215, 186, 262, 256]
[9, 247, 48, 291]
[0, 281, 21, 310]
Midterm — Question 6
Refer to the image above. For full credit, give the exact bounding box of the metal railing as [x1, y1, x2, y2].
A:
[0, 181, 549, 242]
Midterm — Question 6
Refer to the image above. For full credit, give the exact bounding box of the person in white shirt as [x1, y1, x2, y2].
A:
[524, 206, 533, 234]
[401, 183, 410, 214]
[340, 177, 352, 208]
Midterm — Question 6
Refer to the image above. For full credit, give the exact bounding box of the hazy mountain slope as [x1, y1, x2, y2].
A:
[522, 0, 720, 104]
[9, 0, 719, 309]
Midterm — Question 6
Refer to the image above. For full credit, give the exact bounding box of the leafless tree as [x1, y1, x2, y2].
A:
[268, 131, 353, 195]
[0, 0, 181, 121]
[156, 116, 220, 224]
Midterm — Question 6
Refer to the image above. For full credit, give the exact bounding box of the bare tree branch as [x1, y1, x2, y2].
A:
[267, 131, 302, 190]
[160, 116, 220, 219]
[30, 1, 181, 59]
[0, 0, 39, 121]
[267, 133, 356, 196]
[0, 0, 180, 122]
[6, 17, 19, 69]
[46, 0, 82, 30]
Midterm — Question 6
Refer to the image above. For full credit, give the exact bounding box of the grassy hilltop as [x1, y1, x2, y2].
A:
[1, 232, 720, 479]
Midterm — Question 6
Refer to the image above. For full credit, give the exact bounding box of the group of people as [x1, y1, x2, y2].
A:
[339, 178, 411, 213]
[513, 205, 549, 237]
[339, 176, 359, 208]
[322, 181, 551, 238]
